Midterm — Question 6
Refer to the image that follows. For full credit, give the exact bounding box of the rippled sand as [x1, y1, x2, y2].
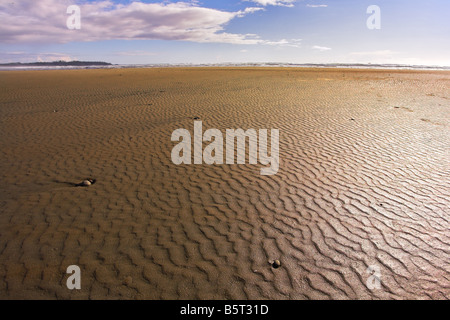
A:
[0, 68, 449, 299]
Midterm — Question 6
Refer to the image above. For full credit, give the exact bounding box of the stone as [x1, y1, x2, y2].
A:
[271, 259, 281, 269]
[77, 178, 96, 187]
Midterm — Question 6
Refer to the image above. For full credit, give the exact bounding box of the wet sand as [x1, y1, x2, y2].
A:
[0, 67, 449, 299]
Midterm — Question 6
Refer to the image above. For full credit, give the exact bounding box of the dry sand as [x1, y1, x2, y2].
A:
[0, 67, 449, 299]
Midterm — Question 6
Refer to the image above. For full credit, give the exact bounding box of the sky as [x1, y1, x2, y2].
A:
[0, 0, 449, 66]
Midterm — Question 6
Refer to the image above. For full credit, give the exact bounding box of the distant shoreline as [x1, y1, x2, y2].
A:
[0, 60, 112, 67]
[1, 61, 449, 71]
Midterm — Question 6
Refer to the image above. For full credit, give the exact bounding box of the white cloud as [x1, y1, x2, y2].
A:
[0, 0, 276, 45]
[246, 0, 298, 7]
[265, 38, 302, 47]
[306, 4, 328, 8]
[312, 45, 331, 51]
[350, 50, 398, 56]
[3, 51, 27, 55]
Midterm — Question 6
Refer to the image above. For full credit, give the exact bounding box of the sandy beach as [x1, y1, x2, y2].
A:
[0, 67, 448, 299]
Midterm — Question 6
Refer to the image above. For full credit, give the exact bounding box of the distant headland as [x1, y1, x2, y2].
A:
[0, 60, 112, 67]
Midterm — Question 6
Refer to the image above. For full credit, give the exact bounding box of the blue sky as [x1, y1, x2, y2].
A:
[1, 0, 449, 65]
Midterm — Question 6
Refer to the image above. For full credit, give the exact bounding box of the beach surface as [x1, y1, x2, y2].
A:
[0, 67, 449, 299]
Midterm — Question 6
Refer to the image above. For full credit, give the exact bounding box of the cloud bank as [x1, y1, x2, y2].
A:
[0, 0, 295, 45]
[246, 0, 298, 7]
[312, 45, 331, 51]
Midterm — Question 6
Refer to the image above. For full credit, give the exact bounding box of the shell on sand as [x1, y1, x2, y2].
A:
[269, 259, 281, 269]
[77, 178, 96, 187]
[81, 180, 91, 186]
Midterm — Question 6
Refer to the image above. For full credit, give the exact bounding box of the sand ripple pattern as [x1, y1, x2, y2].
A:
[0, 68, 449, 299]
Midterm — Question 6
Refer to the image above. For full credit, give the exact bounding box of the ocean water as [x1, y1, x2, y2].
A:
[1, 62, 449, 71]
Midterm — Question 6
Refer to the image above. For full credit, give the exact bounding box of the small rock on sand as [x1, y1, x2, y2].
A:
[269, 259, 281, 269]
[76, 178, 96, 187]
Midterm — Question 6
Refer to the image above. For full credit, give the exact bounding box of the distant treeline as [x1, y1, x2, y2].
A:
[0, 60, 112, 66]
